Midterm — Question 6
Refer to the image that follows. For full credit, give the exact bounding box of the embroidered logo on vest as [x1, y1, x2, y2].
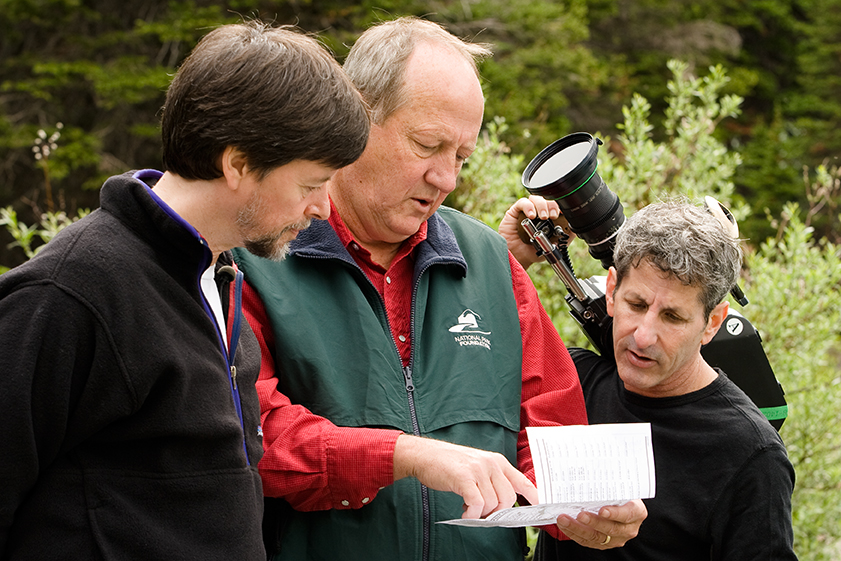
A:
[449, 309, 492, 350]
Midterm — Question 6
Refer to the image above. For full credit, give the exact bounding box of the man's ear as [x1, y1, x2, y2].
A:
[605, 267, 617, 317]
[702, 301, 729, 345]
[220, 146, 249, 191]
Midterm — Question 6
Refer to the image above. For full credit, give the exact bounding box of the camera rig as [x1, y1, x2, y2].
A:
[520, 214, 788, 430]
[519, 132, 788, 430]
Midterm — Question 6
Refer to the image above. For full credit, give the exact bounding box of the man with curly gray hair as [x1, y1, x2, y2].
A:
[519, 200, 797, 560]
[612, 202, 742, 321]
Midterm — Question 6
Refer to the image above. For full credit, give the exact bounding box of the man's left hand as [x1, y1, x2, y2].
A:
[499, 195, 572, 270]
[555, 499, 647, 549]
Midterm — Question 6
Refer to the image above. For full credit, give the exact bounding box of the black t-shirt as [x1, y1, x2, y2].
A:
[535, 348, 797, 561]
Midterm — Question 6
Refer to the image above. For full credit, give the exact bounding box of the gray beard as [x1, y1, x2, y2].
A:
[243, 234, 291, 262]
[236, 189, 309, 262]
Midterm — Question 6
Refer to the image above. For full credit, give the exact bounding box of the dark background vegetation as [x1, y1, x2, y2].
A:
[2, 0, 840, 269]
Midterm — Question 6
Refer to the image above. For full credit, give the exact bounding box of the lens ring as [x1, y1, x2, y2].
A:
[522, 132, 599, 199]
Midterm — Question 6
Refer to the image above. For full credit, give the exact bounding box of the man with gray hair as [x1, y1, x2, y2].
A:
[506, 200, 798, 560]
[236, 16, 646, 561]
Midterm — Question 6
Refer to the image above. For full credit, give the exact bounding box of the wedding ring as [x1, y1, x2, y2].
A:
[600, 535, 611, 546]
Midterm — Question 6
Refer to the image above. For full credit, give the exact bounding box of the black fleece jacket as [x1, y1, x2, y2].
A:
[0, 171, 265, 560]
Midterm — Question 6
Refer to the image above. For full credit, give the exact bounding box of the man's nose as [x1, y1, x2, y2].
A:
[424, 154, 459, 195]
[633, 313, 659, 349]
[305, 186, 330, 221]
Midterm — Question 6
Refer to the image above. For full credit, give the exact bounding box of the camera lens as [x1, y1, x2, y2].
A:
[522, 132, 625, 269]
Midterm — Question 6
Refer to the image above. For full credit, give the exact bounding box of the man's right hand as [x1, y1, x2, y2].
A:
[393, 434, 539, 519]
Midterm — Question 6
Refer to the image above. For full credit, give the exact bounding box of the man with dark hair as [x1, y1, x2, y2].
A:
[504, 199, 797, 560]
[0, 21, 369, 560]
[235, 16, 645, 561]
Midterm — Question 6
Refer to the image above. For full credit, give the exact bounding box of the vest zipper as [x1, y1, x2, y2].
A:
[371, 265, 433, 561]
[409, 262, 438, 561]
[317, 251, 440, 561]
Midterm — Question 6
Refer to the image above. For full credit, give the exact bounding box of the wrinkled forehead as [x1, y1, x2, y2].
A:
[622, 261, 706, 311]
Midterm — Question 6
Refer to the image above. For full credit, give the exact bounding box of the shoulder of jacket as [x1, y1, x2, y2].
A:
[437, 206, 497, 233]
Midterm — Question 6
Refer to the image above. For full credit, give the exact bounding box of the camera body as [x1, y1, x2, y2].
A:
[521, 133, 788, 430]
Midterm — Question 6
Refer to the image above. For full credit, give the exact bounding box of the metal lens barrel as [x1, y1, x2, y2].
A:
[522, 132, 624, 269]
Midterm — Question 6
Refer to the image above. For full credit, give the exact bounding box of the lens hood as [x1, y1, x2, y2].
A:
[522, 132, 601, 199]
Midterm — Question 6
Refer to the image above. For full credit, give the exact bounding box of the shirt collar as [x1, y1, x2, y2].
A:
[328, 197, 428, 272]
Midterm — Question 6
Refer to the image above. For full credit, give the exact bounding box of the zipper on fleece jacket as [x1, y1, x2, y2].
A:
[136, 170, 251, 466]
[224, 265, 249, 464]
[199, 255, 250, 466]
[402, 365, 431, 561]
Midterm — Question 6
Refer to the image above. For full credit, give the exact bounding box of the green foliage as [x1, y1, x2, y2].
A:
[3, 0, 839, 261]
[745, 201, 841, 560]
[0, 0, 237, 266]
[583, 0, 841, 246]
[787, 0, 841, 161]
[732, 112, 804, 243]
[601, 60, 745, 215]
[0, 207, 40, 263]
[457, 59, 841, 558]
[133, 2, 239, 47]
[472, 0, 609, 151]
[0, 205, 88, 265]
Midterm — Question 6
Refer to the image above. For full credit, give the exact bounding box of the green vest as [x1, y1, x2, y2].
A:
[235, 207, 525, 561]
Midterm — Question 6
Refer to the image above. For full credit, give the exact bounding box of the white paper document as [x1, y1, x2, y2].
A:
[439, 423, 655, 528]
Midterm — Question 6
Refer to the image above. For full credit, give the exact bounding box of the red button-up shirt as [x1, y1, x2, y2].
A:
[244, 202, 587, 536]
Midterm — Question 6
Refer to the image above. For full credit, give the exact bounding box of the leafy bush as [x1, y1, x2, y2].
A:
[0, 206, 88, 273]
[746, 201, 841, 560]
